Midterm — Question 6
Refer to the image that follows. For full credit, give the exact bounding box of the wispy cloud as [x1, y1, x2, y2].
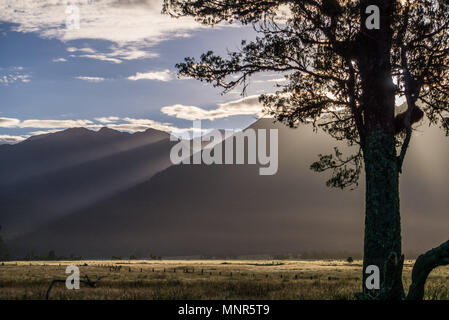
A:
[0, 134, 28, 144]
[0, 117, 21, 128]
[161, 95, 264, 121]
[73, 54, 123, 64]
[52, 57, 67, 62]
[127, 69, 173, 82]
[67, 46, 156, 64]
[0, 117, 93, 129]
[97, 118, 207, 135]
[19, 119, 95, 129]
[67, 47, 96, 54]
[94, 116, 120, 124]
[254, 78, 288, 84]
[75, 76, 106, 82]
[0, 67, 31, 85]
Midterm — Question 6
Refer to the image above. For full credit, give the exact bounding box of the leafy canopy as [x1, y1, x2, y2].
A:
[163, 0, 449, 188]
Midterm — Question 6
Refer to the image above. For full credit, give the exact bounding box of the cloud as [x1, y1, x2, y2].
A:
[0, 67, 31, 85]
[72, 54, 123, 64]
[75, 76, 106, 82]
[108, 46, 158, 60]
[94, 116, 120, 124]
[0, 117, 93, 129]
[67, 47, 96, 54]
[0, 134, 28, 144]
[100, 118, 209, 135]
[52, 57, 67, 62]
[0, 0, 207, 62]
[19, 119, 94, 129]
[254, 78, 288, 83]
[161, 95, 264, 121]
[127, 69, 172, 81]
[108, 118, 178, 132]
[0, 117, 21, 128]
[67, 46, 157, 64]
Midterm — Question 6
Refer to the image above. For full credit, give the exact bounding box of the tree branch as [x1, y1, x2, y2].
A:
[407, 239, 449, 300]
[397, 127, 412, 173]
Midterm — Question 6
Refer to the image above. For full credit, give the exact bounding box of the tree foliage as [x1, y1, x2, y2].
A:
[164, 0, 449, 188]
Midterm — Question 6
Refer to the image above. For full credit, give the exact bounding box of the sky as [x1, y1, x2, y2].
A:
[0, 0, 288, 144]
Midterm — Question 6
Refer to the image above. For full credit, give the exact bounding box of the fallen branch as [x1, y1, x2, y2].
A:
[407, 239, 449, 300]
[46, 275, 106, 300]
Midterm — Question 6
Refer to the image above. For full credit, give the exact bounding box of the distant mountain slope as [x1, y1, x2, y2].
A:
[9, 119, 449, 258]
[0, 127, 169, 186]
[0, 127, 176, 238]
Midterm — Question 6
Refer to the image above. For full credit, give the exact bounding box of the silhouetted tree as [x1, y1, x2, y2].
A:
[164, 0, 449, 299]
[47, 250, 57, 261]
[0, 226, 10, 260]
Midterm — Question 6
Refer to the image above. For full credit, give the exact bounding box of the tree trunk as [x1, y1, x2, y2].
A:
[362, 131, 404, 299]
[356, 0, 403, 300]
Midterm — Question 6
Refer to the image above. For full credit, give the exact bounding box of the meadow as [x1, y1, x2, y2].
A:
[0, 260, 448, 300]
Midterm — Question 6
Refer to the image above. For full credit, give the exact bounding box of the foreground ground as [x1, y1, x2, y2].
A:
[0, 260, 448, 300]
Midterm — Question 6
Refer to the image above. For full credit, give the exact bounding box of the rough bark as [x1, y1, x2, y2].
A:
[407, 240, 449, 300]
[362, 132, 404, 300]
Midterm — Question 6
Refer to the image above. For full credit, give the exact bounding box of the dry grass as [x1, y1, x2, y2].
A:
[0, 260, 448, 300]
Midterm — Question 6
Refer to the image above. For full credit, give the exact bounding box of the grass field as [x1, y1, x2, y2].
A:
[1, 260, 448, 300]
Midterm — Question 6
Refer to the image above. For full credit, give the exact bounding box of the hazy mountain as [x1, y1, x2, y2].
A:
[0, 127, 176, 238]
[0, 127, 169, 186]
[7, 119, 449, 258]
